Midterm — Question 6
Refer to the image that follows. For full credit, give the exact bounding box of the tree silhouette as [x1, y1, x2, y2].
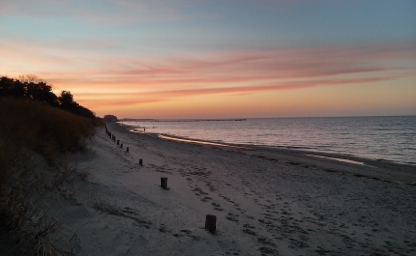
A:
[0, 75, 95, 118]
[17, 74, 44, 84]
[59, 91, 75, 107]
[26, 81, 59, 106]
[58, 91, 95, 118]
[0, 76, 24, 98]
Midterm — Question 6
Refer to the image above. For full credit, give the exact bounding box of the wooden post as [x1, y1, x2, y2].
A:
[126, 147, 129, 153]
[205, 214, 217, 234]
[139, 159, 143, 166]
[117, 140, 119, 145]
[120, 143, 123, 148]
[161, 177, 168, 190]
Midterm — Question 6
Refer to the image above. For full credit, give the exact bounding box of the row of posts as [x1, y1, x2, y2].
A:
[104, 124, 216, 234]
[105, 125, 129, 153]
[105, 125, 143, 165]
[159, 176, 216, 233]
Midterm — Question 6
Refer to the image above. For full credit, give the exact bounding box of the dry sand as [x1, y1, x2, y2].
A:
[40, 123, 416, 255]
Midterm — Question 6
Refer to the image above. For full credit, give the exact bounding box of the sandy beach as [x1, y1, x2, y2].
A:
[40, 122, 416, 256]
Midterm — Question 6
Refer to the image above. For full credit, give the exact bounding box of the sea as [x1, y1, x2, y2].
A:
[121, 116, 416, 166]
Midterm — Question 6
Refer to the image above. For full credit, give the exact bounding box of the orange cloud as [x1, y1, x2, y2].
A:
[2, 37, 415, 118]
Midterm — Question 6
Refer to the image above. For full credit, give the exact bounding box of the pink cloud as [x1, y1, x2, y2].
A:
[74, 75, 398, 111]
[76, 42, 412, 96]
[115, 42, 416, 80]
[147, 76, 397, 98]
[2, 37, 415, 112]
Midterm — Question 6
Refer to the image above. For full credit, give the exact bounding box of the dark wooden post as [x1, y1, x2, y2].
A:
[139, 159, 143, 166]
[117, 140, 119, 145]
[161, 177, 168, 189]
[120, 143, 123, 148]
[126, 147, 129, 153]
[205, 214, 217, 234]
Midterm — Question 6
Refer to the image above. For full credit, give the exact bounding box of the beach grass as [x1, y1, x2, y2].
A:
[0, 98, 101, 255]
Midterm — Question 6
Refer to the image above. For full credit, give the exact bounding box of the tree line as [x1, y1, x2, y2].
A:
[0, 75, 95, 118]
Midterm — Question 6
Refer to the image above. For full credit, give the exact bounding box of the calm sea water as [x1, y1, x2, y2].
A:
[122, 116, 416, 165]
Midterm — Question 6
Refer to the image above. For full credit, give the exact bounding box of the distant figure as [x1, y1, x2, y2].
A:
[144, 127, 146, 133]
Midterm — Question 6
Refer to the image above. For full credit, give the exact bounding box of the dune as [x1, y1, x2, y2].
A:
[41, 122, 416, 255]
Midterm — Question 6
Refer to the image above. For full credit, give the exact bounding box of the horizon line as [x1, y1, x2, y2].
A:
[115, 114, 416, 121]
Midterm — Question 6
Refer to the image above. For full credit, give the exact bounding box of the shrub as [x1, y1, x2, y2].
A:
[0, 98, 101, 255]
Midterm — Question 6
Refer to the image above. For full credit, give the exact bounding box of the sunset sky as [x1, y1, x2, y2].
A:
[1, 0, 415, 118]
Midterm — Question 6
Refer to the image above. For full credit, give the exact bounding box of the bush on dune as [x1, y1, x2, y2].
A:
[0, 98, 101, 255]
[0, 98, 99, 160]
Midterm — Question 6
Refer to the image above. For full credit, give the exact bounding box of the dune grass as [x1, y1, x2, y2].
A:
[0, 98, 101, 255]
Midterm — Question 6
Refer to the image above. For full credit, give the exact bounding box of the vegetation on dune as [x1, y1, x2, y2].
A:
[0, 75, 95, 119]
[0, 77, 101, 255]
[0, 98, 99, 162]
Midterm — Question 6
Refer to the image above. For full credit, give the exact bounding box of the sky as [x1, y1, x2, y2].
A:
[1, 0, 415, 119]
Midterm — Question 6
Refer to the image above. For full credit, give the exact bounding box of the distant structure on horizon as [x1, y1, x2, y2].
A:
[119, 118, 246, 122]
[103, 115, 118, 122]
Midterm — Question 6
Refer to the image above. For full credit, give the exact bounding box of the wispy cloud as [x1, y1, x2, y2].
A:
[2, 0, 415, 117]
[90, 42, 415, 86]
[2, 27, 415, 113]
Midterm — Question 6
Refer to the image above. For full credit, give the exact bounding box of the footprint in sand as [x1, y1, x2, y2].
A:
[242, 224, 257, 236]
[201, 196, 212, 202]
[258, 247, 278, 255]
[159, 224, 168, 233]
[289, 237, 309, 248]
[257, 236, 277, 248]
[225, 249, 241, 255]
[211, 202, 224, 211]
[242, 228, 257, 236]
[226, 212, 239, 222]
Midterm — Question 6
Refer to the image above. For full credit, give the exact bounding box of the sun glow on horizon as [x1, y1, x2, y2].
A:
[1, 0, 415, 118]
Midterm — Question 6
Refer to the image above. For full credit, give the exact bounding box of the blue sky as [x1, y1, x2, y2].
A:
[1, 0, 415, 118]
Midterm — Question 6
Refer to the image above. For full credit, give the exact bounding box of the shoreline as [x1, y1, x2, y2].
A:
[124, 122, 416, 168]
[120, 116, 416, 167]
[46, 122, 416, 255]
[124, 123, 416, 185]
